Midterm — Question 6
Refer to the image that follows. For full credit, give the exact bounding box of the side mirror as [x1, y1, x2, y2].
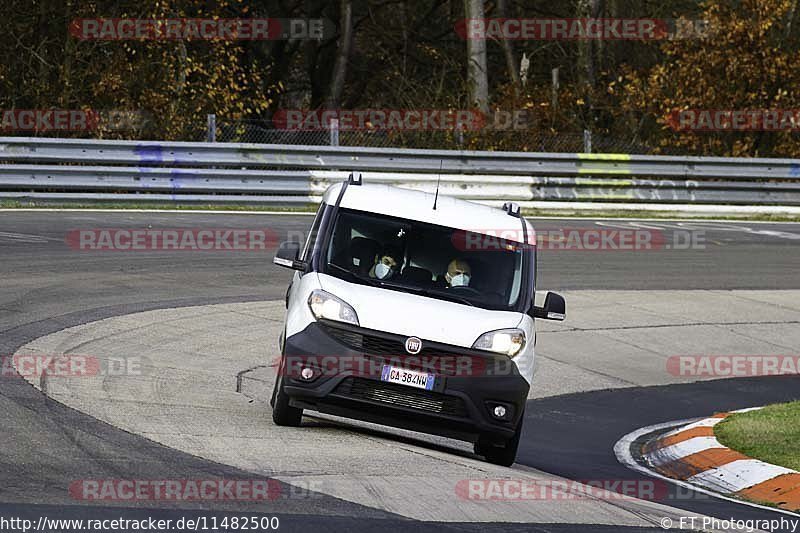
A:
[273, 241, 307, 271]
[532, 292, 566, 321]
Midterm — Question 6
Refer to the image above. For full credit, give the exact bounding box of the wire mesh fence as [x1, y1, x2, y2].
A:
[0, 114, 694, 155]
[210, 117, 671, 154]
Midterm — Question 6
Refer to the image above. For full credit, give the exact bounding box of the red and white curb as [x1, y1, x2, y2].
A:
[615, 408, 800, 517]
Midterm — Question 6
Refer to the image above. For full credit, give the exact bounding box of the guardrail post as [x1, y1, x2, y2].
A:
[329, 118, 339, 146]
[206, 114, 216, 142]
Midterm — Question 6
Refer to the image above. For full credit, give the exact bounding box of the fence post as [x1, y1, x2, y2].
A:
[330, 118, 339, 146]
[206, 114, 216, 142]
[583, 129, 592, 153]
[551, 67, 559, 110]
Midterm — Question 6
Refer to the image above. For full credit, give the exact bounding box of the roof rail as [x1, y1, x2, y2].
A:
[348, 172, 363, 185]
[502, 201, 521, 217]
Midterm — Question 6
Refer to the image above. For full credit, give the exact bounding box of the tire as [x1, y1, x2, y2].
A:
[271, 330, 286, 408]
[271, 370, 303, 427]
[476, 414, 524, 467]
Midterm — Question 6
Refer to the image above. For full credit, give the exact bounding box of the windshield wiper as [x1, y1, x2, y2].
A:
[326, 267, 475, 307]
[419, 288, 475, 307]
[376, 282, 475, 307]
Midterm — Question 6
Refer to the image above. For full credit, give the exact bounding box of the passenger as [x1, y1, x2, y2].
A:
[444, 258, 471, 287]
[368, 245, 402, 280]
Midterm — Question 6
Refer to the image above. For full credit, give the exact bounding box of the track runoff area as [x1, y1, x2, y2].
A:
[1, 210, 799, 532]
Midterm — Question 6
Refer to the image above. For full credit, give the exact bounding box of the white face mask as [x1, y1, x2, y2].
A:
[375, 262, 393, 279]
[449, 273, 470, 287]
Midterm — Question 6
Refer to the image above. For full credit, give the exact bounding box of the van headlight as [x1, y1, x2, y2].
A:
[308, 290, 359, 326]
[472, 329, 526, 357]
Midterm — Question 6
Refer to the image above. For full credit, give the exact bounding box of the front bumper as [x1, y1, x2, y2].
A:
[281, 320, 530, 443]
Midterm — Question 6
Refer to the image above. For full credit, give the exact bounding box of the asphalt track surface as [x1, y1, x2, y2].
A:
[521, 378, 800, 527]
[2, 211, 800, 532]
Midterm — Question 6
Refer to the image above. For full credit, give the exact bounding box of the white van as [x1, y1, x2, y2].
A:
[272, 173, 565, 466]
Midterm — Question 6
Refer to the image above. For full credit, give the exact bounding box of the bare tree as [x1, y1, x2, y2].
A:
[326, 0, 354, 109]
[576, 0, 604, 90]
[464, 0, 488, 113]
[785, 0, 798, 37]
[496, 0, 521, 93]
[576, 0, 604, 134]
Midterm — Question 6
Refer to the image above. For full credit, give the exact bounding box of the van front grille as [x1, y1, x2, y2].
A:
[319, 322, 486, 377]
[333, 377, 467, 417]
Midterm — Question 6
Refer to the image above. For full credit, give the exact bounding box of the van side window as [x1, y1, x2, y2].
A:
[301, 205, 325, 262]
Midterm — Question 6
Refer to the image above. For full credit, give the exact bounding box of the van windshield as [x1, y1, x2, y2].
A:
[324, 208, 531, 312]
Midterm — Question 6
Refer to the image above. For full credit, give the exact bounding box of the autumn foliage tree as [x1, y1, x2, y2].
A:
[2, 0, 800, 156]
[0, 0, 277, 140]
[617, 0, 800, 156]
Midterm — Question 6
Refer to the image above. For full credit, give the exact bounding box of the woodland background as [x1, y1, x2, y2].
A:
[1, 0, 798, 156]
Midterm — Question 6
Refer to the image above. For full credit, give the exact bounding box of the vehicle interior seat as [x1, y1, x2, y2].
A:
[400, 265, 434, 286]
[349, 236, 380, 276]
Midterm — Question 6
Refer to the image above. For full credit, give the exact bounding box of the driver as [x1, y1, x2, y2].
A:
[368, 245, 402, 280]
[444, 258, 471, 287]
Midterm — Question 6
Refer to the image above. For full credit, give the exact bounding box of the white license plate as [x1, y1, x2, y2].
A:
[380, 365, 435, 391]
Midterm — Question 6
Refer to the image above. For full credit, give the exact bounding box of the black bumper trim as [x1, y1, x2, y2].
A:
[281, 321, 530, 442]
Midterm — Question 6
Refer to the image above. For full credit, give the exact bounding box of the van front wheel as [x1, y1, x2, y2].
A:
[476, 415, 523, 467]
[271, 373, 303, 427]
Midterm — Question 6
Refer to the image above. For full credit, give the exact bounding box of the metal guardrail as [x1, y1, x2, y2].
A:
[1, 137, 800, 210]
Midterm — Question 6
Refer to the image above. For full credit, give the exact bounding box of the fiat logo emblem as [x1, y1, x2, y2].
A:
[405, 336, 422, 354]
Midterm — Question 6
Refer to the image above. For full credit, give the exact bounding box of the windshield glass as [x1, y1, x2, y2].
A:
[324, 208, 530, 311]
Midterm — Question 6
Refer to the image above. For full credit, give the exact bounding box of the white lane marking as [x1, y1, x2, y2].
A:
[2, 208, 800, 223]
[614, 420, 800, 519]
[594, 221, 655, 230]
[688, 460, 796, 494]
[595, 220, 800, 242]
[731, 406, 765, 414]
[0, 208, 317, 215]
[594, 221, 667, 230]
[674, 222, 800, 241]
[0, 231, 59, 243]
[646, 437, 725, 467]
[660, 417, 724, 439]
[749, 229, 800, 240]
[675, 222, 757, 232]
[649, 409, 761, 445]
